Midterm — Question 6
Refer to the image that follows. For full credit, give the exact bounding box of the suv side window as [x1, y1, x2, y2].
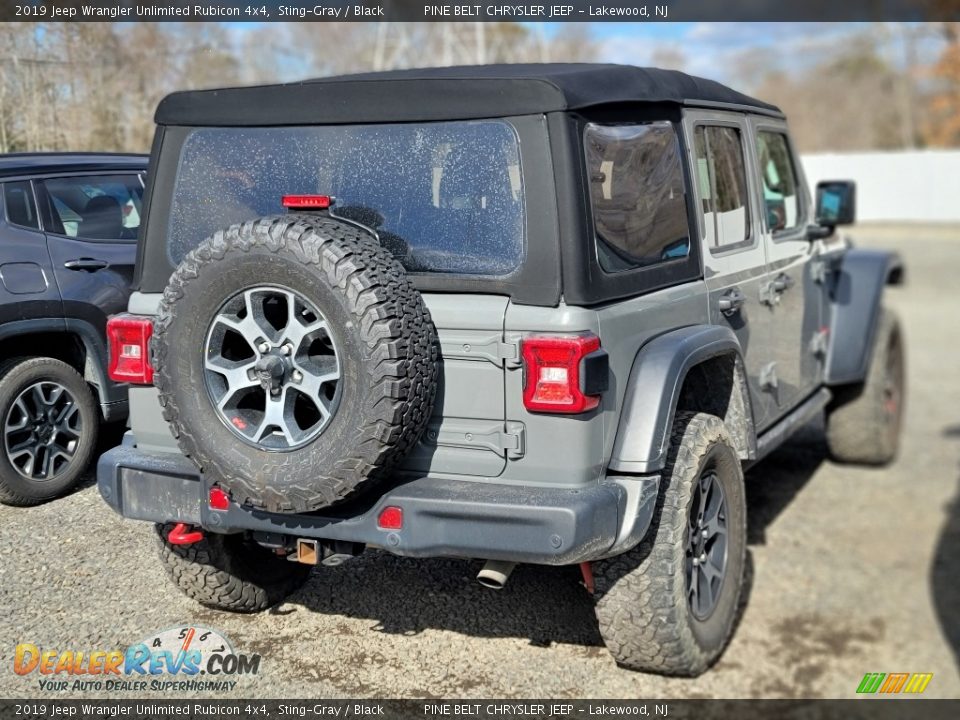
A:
[3, 181, 40, 230]
[38, 175, 143, 241]
[584, 122, 691, 273]
[756, 131, 801, 233]
[694, 126, 751, 251]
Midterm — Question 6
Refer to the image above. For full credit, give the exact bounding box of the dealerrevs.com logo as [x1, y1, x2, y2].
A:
[13, 626, 260, 692]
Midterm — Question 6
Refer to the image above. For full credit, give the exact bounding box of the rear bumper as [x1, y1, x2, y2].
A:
[98, 435, 659, 565]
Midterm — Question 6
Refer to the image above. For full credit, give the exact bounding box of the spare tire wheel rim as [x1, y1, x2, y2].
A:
[4, 381, 82, 481]
[203, 285, 342, 450]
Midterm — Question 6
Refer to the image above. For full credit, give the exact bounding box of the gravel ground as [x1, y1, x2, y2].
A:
[0, 224, 958, 700]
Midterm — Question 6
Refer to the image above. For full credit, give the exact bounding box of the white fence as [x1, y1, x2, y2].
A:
[800, 150, 960, 223]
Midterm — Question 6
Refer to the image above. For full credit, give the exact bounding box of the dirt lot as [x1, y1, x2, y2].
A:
[0, 224, 958, 700]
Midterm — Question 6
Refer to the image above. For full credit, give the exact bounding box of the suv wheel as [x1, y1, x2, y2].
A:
[156, 524, 311, 612]
[825, 308, 905, 465]
[0, 357, 99, 506]
[593, 411, 746, 676]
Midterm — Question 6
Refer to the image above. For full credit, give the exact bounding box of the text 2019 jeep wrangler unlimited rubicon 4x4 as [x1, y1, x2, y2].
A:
[98, 65, 904, 676]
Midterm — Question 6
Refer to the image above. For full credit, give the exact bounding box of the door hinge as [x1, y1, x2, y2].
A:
[759, 362, 778, 391]
[809, 327, 830, 358]
[425, 421, 526, 459]
[498, 341, 521, 368]
[440, 334, 520, 367]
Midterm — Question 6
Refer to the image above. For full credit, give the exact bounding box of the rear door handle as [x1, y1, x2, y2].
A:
[64, 258, 109, 271]
[717, 288, 746, 316]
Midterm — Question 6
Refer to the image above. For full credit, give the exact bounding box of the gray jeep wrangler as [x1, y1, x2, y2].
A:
[98, 64, 905, 676]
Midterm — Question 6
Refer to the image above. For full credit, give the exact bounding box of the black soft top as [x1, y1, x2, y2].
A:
[155, 63, 783, 126]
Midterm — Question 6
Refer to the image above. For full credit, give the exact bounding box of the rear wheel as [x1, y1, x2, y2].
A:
[826, 308, 904, 465]
[594, 411, 746, 676]
[0, 357, 99, 506]
[156, 524, 311, 612]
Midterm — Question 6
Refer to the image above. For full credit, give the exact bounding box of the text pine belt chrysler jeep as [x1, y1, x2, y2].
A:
[98, 64, 905, 676]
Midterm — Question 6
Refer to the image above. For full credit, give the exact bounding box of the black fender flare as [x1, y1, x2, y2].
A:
[825, 248, 903, 386]
[0, 317, 125, 421]
[608, 324, 756, 474]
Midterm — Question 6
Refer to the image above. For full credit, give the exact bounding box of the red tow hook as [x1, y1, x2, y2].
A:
[579, 561, 595, 595]
[167, 523, 204, 546]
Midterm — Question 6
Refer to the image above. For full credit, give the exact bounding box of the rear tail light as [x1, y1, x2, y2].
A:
[107, 314, 154, 384]
[521, 334, 607, 414]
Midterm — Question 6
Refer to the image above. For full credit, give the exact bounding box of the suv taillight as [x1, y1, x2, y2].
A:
[521, 334, 607, 414]
[107, 315, 154, 384]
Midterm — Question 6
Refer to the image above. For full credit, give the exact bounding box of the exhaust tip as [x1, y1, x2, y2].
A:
[477, 575, 506, 590]
[477, 560, 515, 590]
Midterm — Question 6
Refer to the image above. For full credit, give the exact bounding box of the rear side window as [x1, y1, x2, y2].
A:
[39, 175, 143, 241]
[3, 181, 40, 230]
[756, 131, 801, 233]
[584, 122, 691, 273]
[168, 121, 525, 276]
[694, 126, 751, 250]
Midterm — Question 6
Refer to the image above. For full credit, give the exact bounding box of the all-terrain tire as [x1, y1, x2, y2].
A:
[156, 523, 311, 612]
[0, 357, 99, 506]
[825, 308, 904, 465]
[593, 411, 747, 676]
[153, 214, 438, 513]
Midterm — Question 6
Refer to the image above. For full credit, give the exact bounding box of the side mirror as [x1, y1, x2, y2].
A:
[815, 180, 856, 227]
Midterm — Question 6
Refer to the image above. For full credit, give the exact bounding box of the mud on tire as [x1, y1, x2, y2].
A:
[153, 215, 438, 513]
[155, 524, 310, 612]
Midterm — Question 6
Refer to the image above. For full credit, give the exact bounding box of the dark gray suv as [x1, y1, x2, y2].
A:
[97, 65, 904, 676]
[0, 153, 147, 505]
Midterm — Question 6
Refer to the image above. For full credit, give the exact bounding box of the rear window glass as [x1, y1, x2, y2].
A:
[584, 122, 691, 273]
[168, 121, 525, 276]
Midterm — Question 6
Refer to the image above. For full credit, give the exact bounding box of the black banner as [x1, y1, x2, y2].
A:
[1, 0, 960, 22]
[0, 700, 959, 720]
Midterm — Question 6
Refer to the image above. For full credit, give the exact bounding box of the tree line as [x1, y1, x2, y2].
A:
[0, 22, 957, 155]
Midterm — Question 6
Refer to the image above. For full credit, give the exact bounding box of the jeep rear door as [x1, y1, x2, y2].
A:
[684, 110, 776, 429]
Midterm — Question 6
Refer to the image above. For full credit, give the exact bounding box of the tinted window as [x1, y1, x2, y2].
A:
[757, 131, 801, 232]
[694, 126, 750, 250]
[40, 175, 143, 241]
[585, 122, 690, 272]
[3, 181, 39, 230]
[168, 121, 525, 276]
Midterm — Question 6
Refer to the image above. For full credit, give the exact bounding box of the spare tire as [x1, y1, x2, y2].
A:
[153, 214, 438, 513]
